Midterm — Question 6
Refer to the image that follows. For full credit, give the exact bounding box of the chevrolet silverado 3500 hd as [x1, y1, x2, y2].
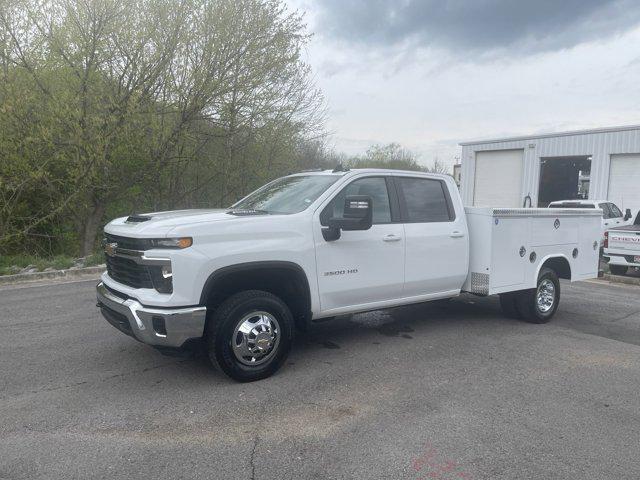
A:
[96, 169, 602, 381]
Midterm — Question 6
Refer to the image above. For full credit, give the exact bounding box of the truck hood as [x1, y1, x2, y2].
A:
[104, 209, 241, 237]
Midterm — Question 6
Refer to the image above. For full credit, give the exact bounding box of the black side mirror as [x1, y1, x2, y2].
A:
[322, 195, 373, 241]
[624, 208, 632, 221]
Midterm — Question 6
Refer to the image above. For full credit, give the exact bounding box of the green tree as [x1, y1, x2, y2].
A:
[0, 0, 324, 256]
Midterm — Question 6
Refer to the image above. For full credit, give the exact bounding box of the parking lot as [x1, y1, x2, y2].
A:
[1, 277, 640, 480]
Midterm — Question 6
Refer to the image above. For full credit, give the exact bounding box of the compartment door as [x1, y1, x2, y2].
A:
[491, 217, 527, 288]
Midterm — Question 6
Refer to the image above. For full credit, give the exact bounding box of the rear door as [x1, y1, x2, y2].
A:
[600, 203, 616, 229]
[608, 203, 625, 226]
[395, 175, 468, 297]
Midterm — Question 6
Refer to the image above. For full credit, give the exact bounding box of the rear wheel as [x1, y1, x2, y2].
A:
[205, 290, 294, 382]
[515, 267, 560, 324]
[609, 265, 629, 276]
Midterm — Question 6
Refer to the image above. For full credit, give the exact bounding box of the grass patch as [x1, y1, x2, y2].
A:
[84, 252, 105, 267]
[0, 254, 75, 275]
[0, 253, 105, 276]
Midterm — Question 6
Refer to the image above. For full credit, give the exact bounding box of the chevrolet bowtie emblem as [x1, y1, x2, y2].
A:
[105, 242, 118, 257]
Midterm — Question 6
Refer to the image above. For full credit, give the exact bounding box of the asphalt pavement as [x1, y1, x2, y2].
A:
[1, 277, 640, 480]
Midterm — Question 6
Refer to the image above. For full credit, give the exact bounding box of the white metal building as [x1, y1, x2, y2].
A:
[459, 125, 640, 212]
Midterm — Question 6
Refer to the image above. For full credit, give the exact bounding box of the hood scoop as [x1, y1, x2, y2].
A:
[125, 214, 152, 223]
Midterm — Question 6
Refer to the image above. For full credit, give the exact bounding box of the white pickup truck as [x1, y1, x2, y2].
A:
[96, 168, 602, 381]
[604, 212, 640, 276]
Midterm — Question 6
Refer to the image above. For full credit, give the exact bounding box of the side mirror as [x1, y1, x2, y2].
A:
[624, 208, 632, 221]
[322, 195, 373, 241]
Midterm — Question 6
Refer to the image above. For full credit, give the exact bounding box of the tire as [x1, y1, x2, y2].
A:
[515, 267, 560, 324]
[609, 265, 629, 276]
[499, 292, 522, 319]
[205, 290, 294, 382]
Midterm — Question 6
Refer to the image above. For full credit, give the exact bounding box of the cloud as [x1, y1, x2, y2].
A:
[314, 0, 640, 56]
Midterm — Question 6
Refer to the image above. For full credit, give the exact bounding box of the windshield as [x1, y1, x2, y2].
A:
[231, 175, 340, 214]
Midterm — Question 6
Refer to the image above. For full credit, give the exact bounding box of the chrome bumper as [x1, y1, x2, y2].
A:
[96, 282, 206, 348]
[604, 254, 640, 268]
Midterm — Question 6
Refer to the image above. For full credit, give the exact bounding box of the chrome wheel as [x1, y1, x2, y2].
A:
[232, 311, 280, 366]
[536, 279, 556, 313]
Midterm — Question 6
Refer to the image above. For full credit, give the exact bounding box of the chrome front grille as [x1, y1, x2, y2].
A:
[103, 233, 172, 291]
[105, 255, 153, 289]
[104, 233, 151, 250]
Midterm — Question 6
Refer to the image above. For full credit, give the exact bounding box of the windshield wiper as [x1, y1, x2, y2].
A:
[226, 208, 270, 216]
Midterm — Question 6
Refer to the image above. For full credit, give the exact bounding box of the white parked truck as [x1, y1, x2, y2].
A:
[96, 168, 602, 381]
[604, 211, 640, 276]
[547, 199, 634, 243]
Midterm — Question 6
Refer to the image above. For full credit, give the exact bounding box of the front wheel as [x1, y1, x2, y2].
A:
[515, 267, 560, 324]
[205, 290, 294, 382]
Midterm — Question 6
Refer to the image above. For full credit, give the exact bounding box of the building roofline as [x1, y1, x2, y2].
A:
[459, 124, 640, 147]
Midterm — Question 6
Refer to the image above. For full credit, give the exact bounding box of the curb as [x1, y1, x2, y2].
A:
[601, 273, 640, 286]
[0, 265, 105, 286]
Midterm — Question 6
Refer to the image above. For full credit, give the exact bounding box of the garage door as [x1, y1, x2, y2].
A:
[473, 149, 524, 207]
[609, 154, 640, 212]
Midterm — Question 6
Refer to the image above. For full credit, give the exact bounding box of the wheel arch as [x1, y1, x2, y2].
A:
[200, 261, 312, 329]
[537, 255, 572, 281]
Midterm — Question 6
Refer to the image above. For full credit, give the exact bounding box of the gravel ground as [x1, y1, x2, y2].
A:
[1, 277, 639, 480]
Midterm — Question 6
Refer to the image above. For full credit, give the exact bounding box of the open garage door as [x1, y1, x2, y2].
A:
[538, 156, 591, 207]
[609, 154, 640, 212]
[473, 149, 523, 207]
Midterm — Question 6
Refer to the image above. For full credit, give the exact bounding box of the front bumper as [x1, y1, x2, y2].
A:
[96, 282, 206, 348]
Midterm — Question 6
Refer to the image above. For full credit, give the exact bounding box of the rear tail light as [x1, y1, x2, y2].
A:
[604, 231, 609, 249]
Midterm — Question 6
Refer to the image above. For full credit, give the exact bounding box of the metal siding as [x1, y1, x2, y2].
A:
[460, 128, 640, 206]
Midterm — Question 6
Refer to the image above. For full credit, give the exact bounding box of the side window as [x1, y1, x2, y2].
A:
[599, 203, 612, 218]
[397, 177, 454, 223]
[320, 177, 391, 225]
[609, 203, 623, 218]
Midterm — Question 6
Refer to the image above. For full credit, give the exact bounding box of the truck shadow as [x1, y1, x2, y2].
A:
[160, 294, 508, 381]
[294, 294, 509, 354]
[149, 288, 640, 382]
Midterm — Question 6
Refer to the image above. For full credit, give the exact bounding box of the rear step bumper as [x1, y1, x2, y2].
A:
[96, 282, 206, 348]
[604, 254, 640, 268]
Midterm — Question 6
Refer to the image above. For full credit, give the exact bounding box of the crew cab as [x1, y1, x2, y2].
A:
[96, 169, 602, 381]
[604, 211, 640, 276]
[547, 199, 634, 243]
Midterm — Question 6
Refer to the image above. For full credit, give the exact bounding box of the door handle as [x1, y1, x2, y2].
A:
[450, 231, 465, 238]
[383, 234, 402, 242]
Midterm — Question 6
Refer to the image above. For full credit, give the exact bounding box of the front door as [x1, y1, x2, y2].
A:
[313, 176, 405, 314]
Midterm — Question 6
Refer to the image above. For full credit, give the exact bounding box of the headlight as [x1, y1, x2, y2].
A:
[150, 237, 193, 249]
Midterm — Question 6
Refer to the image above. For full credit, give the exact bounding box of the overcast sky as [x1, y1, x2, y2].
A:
[288, 0, 640, 170]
